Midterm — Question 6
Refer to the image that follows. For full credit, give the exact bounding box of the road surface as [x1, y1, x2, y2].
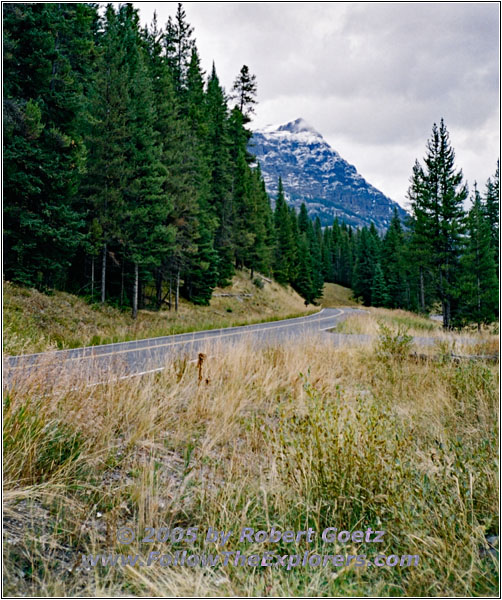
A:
[4, 307, 365, 388]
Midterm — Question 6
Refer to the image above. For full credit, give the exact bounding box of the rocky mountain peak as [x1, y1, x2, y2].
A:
[250, 119, 407, 230]
[277, 118, 321, 136]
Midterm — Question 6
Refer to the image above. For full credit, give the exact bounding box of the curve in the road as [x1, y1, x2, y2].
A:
[4, 307, 365, 387]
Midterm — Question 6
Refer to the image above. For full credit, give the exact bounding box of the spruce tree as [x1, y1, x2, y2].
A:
[273, 179, 294, 285]
[294, 234, 314, 304]
[352, 227, 377, 305]
[381, 208, 406, 308]
[118, 4, 171, 318]
[231, 65, 257, 119]
[4, 3, 95, 288]
[371, 263, 390, 307]
[164, 2, 194, 98]
[484, 161, 499, 269]
[206, 64, 234, 284]
[458, 185, 498, 329]
[307, 217, 324, 300]
[407, 119, 467, 328]
[84, 4, 130, 303]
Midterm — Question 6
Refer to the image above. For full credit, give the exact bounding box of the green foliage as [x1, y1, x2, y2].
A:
[407, 119, 468, 328]
[4, 398, 83, 485]
[484, 161, 499, 268]
[352, 227, 377, 305]
[3, 5, 497, 324]
[457, 186, 498, 328]
[375, 321, 413, 363]
[231, 65, 257, 118]
[371, 262, 389, 307]
[277, 374, 414, 529]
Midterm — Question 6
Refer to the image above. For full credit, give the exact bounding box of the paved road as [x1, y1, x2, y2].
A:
[4, 307, 365, 387]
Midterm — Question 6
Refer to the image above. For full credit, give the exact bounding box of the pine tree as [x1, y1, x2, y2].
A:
[229, 107, 254, 270]
[294, 234, 314, 304]
[352, 227, 377, 305]
[4, 3, 95, 288]
[206, 64, 234, 285]
[307, 217, 324, 300]
[273, 179, 294, 285]
[231, 65, 257, 120]
[118, 4, 172, 318]
[371, 263, 390, 307]
[458, 185, 498, 329]
[407, 119, 467, 328]
[84, 4, 131, 303]
[381, 208, 406, 308]
[484, 161, 499, 269]
[164, 2, 194, 98]
[322, 226, 334, 282]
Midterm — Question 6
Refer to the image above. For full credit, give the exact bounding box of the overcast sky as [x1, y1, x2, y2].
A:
[133, 1, 499, 208]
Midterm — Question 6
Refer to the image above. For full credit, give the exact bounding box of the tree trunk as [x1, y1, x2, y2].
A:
[439, 269, 447, 329]
[175, 269, 180, 312]
[101, 243, 107, 304]
[120, 260, 125, 307]
[419, 267, 425, 312]
[156, 269, 163, 310]
[168, 275, 172, 311]
[477, 273, 481, 333]
[132, 262, 139, 319]
[139, 277, 144, 309]
[91, 257, 95, 301]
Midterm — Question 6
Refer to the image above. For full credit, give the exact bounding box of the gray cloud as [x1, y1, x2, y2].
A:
[134, 2, 499, 206]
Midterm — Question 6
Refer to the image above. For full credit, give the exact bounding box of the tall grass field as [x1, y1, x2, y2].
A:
[3, 321, 498, 596]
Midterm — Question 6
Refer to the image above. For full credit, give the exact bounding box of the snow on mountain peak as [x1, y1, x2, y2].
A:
[257, 118, 322, 140]
[250, 118, 408, 230]
[277, 118, 320, 135]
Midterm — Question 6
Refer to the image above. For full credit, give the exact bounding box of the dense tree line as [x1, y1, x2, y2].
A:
[3, 4, 498, 328]
[4, 3, 297, 312]
[330, 122, 499, 330]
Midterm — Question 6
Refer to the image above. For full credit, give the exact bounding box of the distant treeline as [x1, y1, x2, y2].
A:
[3, 4, 499, 328]
[346, 120, 499, 330]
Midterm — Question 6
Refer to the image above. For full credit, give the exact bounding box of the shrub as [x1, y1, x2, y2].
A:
[375, 321, 413, 363]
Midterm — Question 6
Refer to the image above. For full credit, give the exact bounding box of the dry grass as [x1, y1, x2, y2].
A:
[320, 282, 359, 308]
[333, 307, 443, 336]
[3, 273, 327, 356]
[3, 329, 499, 597]
[332, 307, 499, 352]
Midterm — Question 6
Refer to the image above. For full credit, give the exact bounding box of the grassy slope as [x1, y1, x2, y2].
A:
[3, 276, 356, 355]
[3, 333, 498, 596]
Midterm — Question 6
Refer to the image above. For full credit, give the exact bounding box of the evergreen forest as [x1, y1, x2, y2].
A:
[3, 3, 499, 328]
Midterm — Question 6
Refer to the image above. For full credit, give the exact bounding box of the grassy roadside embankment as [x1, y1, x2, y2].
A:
[3, 277, 498, 595]
[332, 306, 499, 356]
[2, 275, 356, 356]
[3, 326, 498, 596]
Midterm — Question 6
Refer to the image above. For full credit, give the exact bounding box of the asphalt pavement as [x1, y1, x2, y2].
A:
[4, 307, 366, 388]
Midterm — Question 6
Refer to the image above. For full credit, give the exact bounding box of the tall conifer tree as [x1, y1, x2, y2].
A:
[408, 119, 467, 328]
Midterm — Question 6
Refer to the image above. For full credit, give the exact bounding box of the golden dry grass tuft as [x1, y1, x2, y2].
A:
[3, 329, 499, 597]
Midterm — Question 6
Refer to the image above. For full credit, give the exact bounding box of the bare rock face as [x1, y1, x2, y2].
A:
[250, 118, 408, 230]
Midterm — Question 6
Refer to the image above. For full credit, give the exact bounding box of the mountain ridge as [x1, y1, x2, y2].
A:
[250, 118, 407, 230]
